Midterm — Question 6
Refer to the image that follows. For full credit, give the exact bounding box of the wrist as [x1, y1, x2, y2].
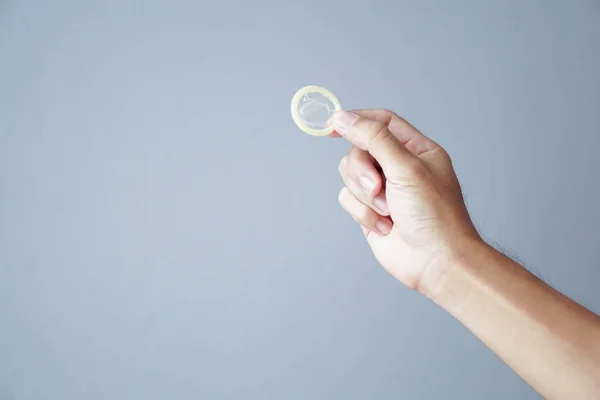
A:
[417, 237, 494, 305]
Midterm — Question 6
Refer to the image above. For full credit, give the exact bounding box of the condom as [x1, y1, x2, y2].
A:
[290, 85, 342, 136]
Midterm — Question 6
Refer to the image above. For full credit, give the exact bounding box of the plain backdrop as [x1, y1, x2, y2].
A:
[1, 0, 599, 399]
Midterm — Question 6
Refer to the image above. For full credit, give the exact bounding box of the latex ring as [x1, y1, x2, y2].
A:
[290, 85, 342, 136]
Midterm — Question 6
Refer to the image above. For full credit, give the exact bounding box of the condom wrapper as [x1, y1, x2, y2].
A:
[291, 85, 342, 136]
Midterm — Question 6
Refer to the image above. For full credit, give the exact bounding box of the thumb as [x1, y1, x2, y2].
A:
[331, 111, 421, 183]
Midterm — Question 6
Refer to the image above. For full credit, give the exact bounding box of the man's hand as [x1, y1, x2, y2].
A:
[331, 109, 600, 400]
[332, 109, 479, 293]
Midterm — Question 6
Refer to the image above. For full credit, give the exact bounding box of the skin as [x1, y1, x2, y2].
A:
[330, 109, 600, 400]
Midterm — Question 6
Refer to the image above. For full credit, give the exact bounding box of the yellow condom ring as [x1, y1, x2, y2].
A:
[290, 85, 342, 136]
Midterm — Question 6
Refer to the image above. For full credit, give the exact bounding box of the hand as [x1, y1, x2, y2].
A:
[331, 110, 481, 293]
[332, 110, 600, 399]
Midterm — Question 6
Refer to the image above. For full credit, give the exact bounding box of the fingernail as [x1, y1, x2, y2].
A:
[376, 219, 392, 235]
[374, 196, 389, 214]
[333, 111, 359, 137]
[359, 176, 375, 194]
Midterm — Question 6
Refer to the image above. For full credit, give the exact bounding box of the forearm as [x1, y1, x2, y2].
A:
[426, 240, 600, 400]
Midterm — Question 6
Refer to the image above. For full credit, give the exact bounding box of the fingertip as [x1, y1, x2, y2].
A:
[373, 194, 389, 215]
[358, 176, 376, 195]
[345, 149, 383, 196]
[375, 218, 393, 235]
[357, 172, 384, 197]
[325, 113, 342, 138]
[331, 111, 360, 139]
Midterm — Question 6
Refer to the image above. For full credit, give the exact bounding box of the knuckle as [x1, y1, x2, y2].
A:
[388, 109, 409, 125]
[380, 109, 402, 123]
[338, 186, 377, 228]
[347, 147, 373, 172]
[358, 205, 376, 226]
[337, 187, 348, 205]
[428, 147, 455, 175]
[440, 147, 453, 165]
[431, 144, 451, 162]
[348, 145, 361, 158]
[368, 121, 390, 143]
[338, 156, 347, 175]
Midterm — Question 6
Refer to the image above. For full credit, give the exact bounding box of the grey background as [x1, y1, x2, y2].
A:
[1, 0, 599, 399]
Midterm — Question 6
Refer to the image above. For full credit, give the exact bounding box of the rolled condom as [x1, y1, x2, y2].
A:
[290, 85, 342, 136]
